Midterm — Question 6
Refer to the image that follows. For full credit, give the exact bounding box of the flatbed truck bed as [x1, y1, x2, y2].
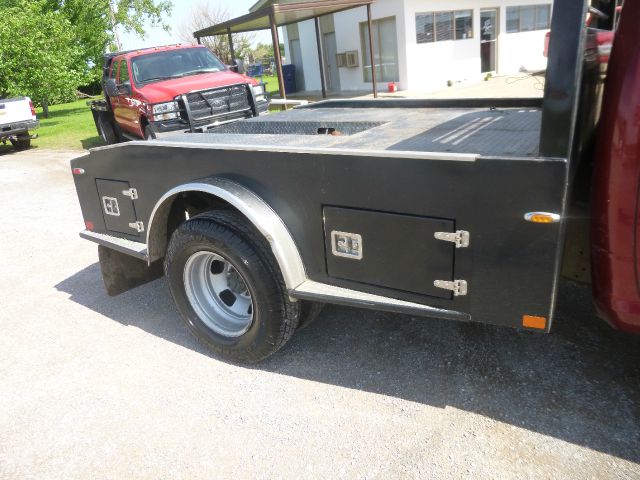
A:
[71, 95, 571, 335]
[69, 0, 631, 363]
[161, 100, 543, 158]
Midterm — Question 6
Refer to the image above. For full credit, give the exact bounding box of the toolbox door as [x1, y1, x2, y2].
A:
[96, 179, 140, 237]
[324, 207, 456, 299]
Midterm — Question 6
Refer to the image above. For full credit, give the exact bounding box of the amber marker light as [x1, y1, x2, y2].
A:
[523, 315, 546, 330]
[524, 212, 561, 224]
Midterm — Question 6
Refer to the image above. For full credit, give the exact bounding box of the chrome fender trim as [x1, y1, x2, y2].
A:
[146, 178, 307, 290]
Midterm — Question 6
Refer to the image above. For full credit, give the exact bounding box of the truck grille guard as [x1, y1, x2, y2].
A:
[177, 83, 261, 133]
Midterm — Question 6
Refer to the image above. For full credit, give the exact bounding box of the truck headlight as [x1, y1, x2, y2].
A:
[252, 84, 266, 101]
[152, 102, 179, 121]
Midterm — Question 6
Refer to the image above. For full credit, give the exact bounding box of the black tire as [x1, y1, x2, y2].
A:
[298, 301, 325, 330]
[12, 134, 30, 151]
[97, 114, 118, 145]
[165, 210, 300, 363]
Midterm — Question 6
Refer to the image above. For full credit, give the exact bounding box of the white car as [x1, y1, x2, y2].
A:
[0, 97, 38, 150]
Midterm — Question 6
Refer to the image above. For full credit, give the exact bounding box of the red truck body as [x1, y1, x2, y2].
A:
[92, 44, 268, 141]
[591, 0, 640, 333]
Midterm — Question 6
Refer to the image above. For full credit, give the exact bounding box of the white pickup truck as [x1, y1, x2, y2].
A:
[0, 97, 38, 150]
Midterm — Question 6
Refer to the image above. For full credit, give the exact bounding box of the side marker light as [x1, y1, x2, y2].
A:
[523, 315, 546, 330]
[524, 212, 561, 224]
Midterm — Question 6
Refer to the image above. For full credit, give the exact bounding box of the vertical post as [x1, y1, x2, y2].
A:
[314, 17, 328, 99]
[196, 36, 201, 45]
[227, 27, 236, 67]
[270, 12, 287, 101]
[366, 3, 378, 98]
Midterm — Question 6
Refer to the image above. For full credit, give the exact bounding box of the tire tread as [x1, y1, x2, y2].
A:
[165, 210, 299, 363]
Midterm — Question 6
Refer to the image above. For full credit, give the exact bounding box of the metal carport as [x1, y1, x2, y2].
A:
[193, 0, 378, 101]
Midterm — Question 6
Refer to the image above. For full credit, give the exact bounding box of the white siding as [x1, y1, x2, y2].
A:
[282, 0, 551, 93]
[333, 0, 408, 91]
[404, 0, 551, 91]
[298, 20, 322, 91]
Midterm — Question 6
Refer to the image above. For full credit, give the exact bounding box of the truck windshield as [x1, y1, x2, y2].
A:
[131, 48, 226, 85]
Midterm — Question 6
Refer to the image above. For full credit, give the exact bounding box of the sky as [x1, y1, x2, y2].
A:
[120, 0, 273, 50]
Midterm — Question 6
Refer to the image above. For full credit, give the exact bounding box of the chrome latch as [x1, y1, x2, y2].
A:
[128, 221, 145, 233]
[434, 230, 470, 248]
[434, 279, 468, 296]
[102, 196, 120, 217]
[331, 231, 363, 260]
[122, 188, 138, 200]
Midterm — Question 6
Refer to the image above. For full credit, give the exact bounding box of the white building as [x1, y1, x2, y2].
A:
[251, 0, 553, 93]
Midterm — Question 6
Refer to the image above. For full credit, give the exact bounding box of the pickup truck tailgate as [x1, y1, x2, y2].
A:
[0, 97, 35, 126]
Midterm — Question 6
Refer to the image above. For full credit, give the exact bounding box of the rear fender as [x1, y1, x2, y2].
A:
[146, 177, 307, 290]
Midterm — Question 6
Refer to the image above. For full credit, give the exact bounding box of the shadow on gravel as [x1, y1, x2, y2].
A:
[56, 264, 640, 463]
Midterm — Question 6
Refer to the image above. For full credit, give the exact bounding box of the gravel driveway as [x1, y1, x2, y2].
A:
[1, 148, 639, 479]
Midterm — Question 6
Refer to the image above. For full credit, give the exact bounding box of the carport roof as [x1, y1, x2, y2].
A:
[193, 0, 374, 37]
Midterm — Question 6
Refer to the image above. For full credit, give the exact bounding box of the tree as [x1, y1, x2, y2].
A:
[252, 43, 275, 63]
[48, 0, 173, 81]
[0, 0, 173, 114]
[178, 2, 254, 64]
[0, 0, 83, 111]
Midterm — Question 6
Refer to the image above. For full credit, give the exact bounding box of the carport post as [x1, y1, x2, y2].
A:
[314, 17, 328, 99]
[270, 12, 287, 101]
[366, 3, 378, 98]
[227, 27, 236, 67]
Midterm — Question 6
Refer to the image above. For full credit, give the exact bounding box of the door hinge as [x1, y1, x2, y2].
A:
[128, 221, 145, 233]
[122, 188, 138, 200]
[434, 230, 470, 248]
[434, 279, 468, 296]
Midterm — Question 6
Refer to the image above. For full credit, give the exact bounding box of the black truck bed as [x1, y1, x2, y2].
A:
[72, 96, 565, 332]
[70, 0, 604, 360]
[161, 101, 543, 158]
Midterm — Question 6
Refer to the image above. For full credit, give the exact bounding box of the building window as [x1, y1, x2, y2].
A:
[416, 13, 434, 43]
[506, 4, 551, 33]
[416, 10, 473, 44]
[435, 12, 453, 41]
[360, 16, 399, 83]
[455, 11, 474, 39]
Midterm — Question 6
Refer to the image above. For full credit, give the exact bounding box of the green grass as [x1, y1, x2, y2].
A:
[33, 99, 103, 151]
[257, 74, 281, 95]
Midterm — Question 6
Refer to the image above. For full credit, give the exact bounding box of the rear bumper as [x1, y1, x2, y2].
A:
[80, 230, 148, 261]
[0, 119, 39, 138]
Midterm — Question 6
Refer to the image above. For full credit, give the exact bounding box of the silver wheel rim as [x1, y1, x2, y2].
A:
[183, 251, 254, 338]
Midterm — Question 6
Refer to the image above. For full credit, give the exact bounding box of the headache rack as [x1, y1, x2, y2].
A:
[179, 84, 256, 132]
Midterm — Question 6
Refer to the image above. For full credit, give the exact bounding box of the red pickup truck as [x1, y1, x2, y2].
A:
[90, 44, 268, 143]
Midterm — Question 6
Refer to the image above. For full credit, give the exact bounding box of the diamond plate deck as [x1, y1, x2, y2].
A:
[162, 106, 542, 158]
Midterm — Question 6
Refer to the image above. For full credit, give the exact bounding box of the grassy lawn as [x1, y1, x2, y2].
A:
[33, 99, 103, 151]
[257, 74, 281, 95]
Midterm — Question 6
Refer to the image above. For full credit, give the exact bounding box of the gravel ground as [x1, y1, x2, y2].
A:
[1, 148, 639, 480]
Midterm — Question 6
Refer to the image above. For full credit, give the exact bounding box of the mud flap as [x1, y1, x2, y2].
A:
[98, 245, 163, 296]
